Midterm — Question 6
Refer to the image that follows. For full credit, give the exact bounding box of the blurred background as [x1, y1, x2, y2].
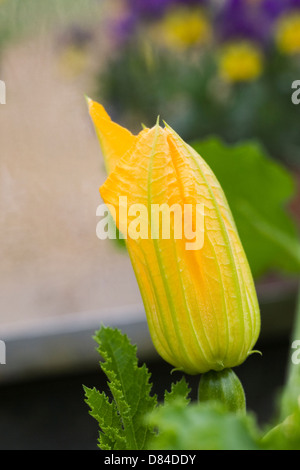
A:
[0, 0, 300, 449]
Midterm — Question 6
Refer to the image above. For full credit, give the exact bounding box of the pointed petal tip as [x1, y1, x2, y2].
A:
[84, 94, 94, 111]
[86, 97, 111, 123]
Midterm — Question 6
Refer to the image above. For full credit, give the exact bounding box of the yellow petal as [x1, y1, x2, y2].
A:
[87, 97, 137, 174]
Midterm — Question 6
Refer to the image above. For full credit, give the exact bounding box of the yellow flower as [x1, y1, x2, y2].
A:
[218, 41, 264, 83]
[159, 7, 211, 49]
[275, 12, 300, 55]
[88, 100, 261, 375]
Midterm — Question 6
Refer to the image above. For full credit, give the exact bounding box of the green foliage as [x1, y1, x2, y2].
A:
[192, 137, 300, 280]
[147, 399, 261, 450]
[261, 409, 300, 451]
[84, 326, 157, 450]
[98, 44, 184, 134]
[84, 327, 193, 450]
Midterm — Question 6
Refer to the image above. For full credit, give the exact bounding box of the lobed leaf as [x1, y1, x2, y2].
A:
[84, 326, 157, 450]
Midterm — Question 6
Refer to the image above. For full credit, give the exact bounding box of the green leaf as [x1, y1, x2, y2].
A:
[164, 377, 191, 407]
[146, 398, 261, 450]
[83, 386, 127, 450]
[84, 326, 157, 450]
[261, 410, 300, 450]
[191, 137, 300, 280]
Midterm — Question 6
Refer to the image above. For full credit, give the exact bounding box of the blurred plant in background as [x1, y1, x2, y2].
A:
[0, 0, 10, 68]
[94, 0, 300, 168]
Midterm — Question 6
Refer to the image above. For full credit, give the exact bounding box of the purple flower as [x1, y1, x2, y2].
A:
[216, 0, 273, 44]
[262, 0, 300, 18]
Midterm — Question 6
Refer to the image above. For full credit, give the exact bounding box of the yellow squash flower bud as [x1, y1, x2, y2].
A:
[88, 99, 261, 375]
